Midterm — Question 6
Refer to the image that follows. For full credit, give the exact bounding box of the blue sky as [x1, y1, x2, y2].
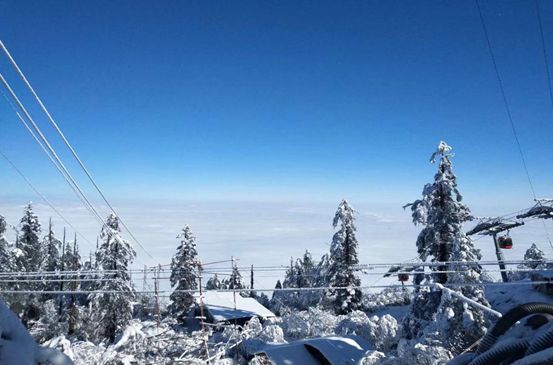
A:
[0, 1, 552, 272]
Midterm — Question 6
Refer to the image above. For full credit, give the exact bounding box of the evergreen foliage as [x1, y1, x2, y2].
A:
[169, 225, 199, 320]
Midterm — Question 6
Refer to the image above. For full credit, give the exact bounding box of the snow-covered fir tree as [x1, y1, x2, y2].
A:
[169, 225, 199, 320]
[61, 233, 82, 334]
[91, 213, 136, 342]
[523, 243, 548, 269]
[42, 218, 62, 294]
[325, 200, 361, 314]
[205, 274, 221, 290]
[0, 215, 14, 305]
[42, 218, 61, 272]
[17, 203, 42, 272]
[13, 203, 43, 319]
[228, 264, 244, 290]
[0, 215, 13, 274]
[402, 141, 488, 353]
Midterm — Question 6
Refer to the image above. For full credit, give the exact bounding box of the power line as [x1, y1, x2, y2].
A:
[1, 279, 551, 295]
[532, 0, 553, 252]
[475, 0, 537, 200]
[0, 91, 104, 225]
[0, 149, 93, 245]
[0, 39, 158, 264]
[535, 0, 553, 108]
[0, 72, 106, 226]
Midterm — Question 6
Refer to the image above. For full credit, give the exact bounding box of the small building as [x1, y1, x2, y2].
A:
[194, 291, 275, 326]
[255, 335, 372, 365]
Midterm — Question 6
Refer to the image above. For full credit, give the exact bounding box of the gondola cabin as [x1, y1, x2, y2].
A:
[398, 273, 409, 282]
[498, 235, 513, 249]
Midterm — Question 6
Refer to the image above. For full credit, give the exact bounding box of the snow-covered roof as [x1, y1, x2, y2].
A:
[258, 335, 372, 365]
[196, 291, 275, 322]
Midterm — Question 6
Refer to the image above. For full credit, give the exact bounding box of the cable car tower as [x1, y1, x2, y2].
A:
[467, 219, 524, 283]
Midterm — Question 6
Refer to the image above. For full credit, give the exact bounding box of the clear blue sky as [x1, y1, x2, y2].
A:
[0, 0, 552, 208]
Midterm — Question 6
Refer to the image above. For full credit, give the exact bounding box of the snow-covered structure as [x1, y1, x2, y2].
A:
[195, 291, 275, 325]
[255, 335, 371, 365]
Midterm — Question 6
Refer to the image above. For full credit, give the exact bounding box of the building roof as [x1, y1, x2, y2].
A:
[196, 291, 275, 323]
[257, 335, 372, 365]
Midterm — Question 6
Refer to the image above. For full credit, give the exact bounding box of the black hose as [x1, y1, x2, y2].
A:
[468, 339, 528, 365]
[517, 349, 553, 365]
[526, 324, 553, 356]
[475, 302, 553, 355]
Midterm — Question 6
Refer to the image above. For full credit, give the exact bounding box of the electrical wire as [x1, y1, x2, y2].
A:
[0, 149, 93, 245]
[475, 0, 537, 200]
[0, 39, 158, 264]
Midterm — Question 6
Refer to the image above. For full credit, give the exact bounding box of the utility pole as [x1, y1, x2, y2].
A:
[154, 264, 161, 326]
[58, 227, 66, 316]
[231, 256, 237, 310]
[492, 233, 509, 283]
[250, 264, 254, 297]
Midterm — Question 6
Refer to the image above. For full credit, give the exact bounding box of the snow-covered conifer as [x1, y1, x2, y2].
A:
[326, 200, 361, 314]
[169, 225, 199, 320]
[205, 274, 221, 290]
[0, 215, 13, 273]
[17, 203, 42, 272]
[91, 213, 136, 342]
[402, 141, 488, 353]
[228, 264, 244, 290]
[523, 243, 547, 269]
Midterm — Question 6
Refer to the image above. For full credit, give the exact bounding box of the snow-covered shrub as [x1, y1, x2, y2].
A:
[281, 310, 310, 339]
[336, 310, 372, 340]
[362, 287, 411, 313]
[369, 314, 398, 352]
[396, 338, 452, 365]
[281, 307, 340, 339]
[29, 299, 67, 343]
[359, 351, 386, 365]
[336, 311, 398, 352]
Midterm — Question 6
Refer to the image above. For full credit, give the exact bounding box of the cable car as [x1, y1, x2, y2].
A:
[497, 235, 513, 249]
[398, 273, 409, 282]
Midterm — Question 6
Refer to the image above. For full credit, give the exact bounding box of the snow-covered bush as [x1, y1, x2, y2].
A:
[396, 338, 452, 365]
[362, 287, 411, 313]
[336, 311, 398, 351]
[281, 306, 339, 339]
[29, 299, 67, 343]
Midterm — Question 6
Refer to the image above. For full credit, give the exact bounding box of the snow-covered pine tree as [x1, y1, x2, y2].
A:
[14, 203, 43, 320]
[0, 215, 14, 305]
[523, 243, 547, 269]
[91, 213, 136, 342]
[297, 250, 319, 309]
[401, 141, 488, 353]
[42, 218, 62, 294]
[205, 274, 221, 290]
[169, 225, 199, 320]
[17, 203, 42, 272]
[62, 233, 82, 334]
[228, 264, 244, 290]
[280, 257, 300, 309]
[0, 215, 13, 274]
[326, 200, 361, 314]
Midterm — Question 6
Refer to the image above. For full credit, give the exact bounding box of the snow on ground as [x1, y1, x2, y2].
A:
[486, 279, 553, 314]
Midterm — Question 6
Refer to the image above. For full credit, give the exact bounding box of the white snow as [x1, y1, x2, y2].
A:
[197, 291, 275, 322]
